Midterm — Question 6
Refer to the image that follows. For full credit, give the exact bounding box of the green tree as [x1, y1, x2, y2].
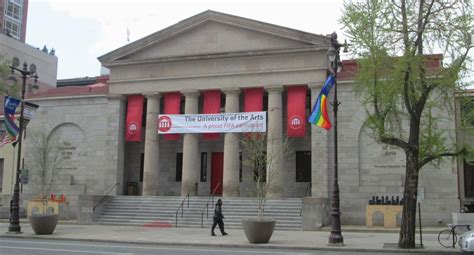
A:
[0, 56, 19, 96]
[341, 0, 472, 248]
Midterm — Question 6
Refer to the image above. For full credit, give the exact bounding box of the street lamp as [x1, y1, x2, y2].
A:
[7, 60, 38, 234]
[327, 32, 348, 245]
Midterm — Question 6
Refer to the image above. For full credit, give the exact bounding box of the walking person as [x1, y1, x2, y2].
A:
[211, 199, 228, 236]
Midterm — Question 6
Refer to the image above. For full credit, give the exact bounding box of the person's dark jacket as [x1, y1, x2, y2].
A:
[213, 203, 224, 219]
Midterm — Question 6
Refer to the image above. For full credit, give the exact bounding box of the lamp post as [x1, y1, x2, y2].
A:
[327, 32, 348, 245]
[8, 61, 38, 234]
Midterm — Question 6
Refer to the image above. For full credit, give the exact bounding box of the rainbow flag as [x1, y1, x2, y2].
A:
[308, 75, 335, 130]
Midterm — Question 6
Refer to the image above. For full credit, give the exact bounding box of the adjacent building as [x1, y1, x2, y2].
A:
[0, 0, 28, 42]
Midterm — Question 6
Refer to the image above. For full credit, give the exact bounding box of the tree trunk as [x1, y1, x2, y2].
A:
[399, 118, 421, 248]
[398, 152, 419, 248]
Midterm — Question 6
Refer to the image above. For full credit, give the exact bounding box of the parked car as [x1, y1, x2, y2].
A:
[459, 230, 474, 254]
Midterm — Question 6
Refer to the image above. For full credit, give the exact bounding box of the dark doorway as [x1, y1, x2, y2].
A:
[296, 151, 311, 182]
[211, 152, 223, 195]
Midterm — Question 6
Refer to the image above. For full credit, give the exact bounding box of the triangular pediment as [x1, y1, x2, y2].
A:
[99, 10, 330, 65]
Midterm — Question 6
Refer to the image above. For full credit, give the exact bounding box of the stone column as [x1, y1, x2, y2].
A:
[223, 88, 240, 197]
[265, 86, 284, 198]
[309, 82, 330, 198]
[142, 94, 161, 196]
[181, 90, 200, 196]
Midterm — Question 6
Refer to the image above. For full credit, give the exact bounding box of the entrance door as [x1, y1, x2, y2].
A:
[211, 152, 224, 195]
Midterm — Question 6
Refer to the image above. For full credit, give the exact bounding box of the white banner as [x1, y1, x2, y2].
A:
[158, 112, 266, 134]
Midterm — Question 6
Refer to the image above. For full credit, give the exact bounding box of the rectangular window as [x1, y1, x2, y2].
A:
[296, 151, 311, 182]
[200, 152, 207, 182]
[176, 153, 183, 182]
[3, 17, 20, 39]
[6, 1, 22, 20]
[139, 153, 144, 182]
[462, 99, 474, 126]
[464, 160, 474, 198]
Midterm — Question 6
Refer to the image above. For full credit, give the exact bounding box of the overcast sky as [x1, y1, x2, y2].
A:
[26, 0, 345, 79]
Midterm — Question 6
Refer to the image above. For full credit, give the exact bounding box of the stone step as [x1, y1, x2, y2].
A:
[95, 196, 302, 230]
[94, 220, 300, 230]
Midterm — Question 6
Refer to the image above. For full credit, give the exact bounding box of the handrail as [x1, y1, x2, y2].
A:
[299, 182, 312, 216]
[201, 182, 221, 228]
[175, 193, 190, 227]
[304, 182, 312, 197]
[93, 182, 120, 211]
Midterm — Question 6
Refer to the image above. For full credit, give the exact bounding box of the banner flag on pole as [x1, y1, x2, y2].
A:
[4, 96, 21, 137]
[125, 95, 144, 142]
[163, 92, 181, 141]
[244, 88, 263, 112]
[0, 133, 17, 148]
[287, 86, 307, 137]
[202, 90, 221, 140]
[308, 75, 335, 130]
[22, 101, 40, 128]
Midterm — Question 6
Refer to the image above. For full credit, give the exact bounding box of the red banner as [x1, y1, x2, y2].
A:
[164, 92, 181, 140]
[244, 88, 263, 112]
[203, 90, 221, 140]
[287, 86, 307, 137]
[125, 95, 144, 142]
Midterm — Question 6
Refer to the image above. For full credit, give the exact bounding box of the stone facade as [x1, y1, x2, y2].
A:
[19, 93, 122, 218]
[0, 10, 465, 226]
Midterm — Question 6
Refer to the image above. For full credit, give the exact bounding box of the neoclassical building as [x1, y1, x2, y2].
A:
[2, 10, 467, 226]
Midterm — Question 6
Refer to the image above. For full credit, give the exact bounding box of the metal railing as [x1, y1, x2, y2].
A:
[299, 182, 312, 216]
[304, 182, 312, 197]
[201, 183, 221, 228]
[93, 182, 120, 212]
[175, 193, 190, 227]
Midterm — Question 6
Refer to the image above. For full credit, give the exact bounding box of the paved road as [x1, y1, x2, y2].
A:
[0, 238, 439, 255]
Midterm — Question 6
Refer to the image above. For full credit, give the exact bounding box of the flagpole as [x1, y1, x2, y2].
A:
[7, 61, 38, 234]
[327, 32, 349, 245]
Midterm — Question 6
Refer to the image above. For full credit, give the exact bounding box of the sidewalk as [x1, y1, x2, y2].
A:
[0, 221, 461, 254]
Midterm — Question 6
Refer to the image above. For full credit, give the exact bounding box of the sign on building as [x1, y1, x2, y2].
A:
[157, 112, 266, 134]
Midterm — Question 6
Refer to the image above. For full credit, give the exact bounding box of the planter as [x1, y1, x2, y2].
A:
[241, 218, 276, 243]
[29, 214, 59, 235]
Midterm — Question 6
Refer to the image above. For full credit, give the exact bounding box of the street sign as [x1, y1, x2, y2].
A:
[20, 169, 28, 184]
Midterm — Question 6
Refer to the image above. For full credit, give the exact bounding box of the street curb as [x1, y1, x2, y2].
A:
[0, 234, 459, 254]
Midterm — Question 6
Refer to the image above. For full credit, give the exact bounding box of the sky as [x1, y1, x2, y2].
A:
[26, 0, 346, 79]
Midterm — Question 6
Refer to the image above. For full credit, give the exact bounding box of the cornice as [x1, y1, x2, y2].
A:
[103, 46, 327, 67]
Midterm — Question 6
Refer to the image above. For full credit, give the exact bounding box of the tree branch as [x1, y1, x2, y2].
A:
[381, 136, 410, 150]
[418, 148, 467, 170]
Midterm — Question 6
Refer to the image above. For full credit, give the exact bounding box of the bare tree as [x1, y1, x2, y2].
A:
[25, 130, 67, 214]
[240, 133, 293, 220]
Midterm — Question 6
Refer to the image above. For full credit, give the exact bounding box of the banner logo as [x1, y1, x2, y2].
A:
[289, 115, 303, 130]
[128, 121, 138, 134]
[158, 116, 172, 132]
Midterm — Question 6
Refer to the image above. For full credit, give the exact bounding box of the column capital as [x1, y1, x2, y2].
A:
[181, 89, 200, 97]
[264, 85, 284, 94]
[222, 88, 240, 95]
[143, 93, 161, 99]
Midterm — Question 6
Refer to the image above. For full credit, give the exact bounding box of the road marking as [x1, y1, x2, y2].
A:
[0, 245, 132, 254]
[0, 239, 307, 254]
